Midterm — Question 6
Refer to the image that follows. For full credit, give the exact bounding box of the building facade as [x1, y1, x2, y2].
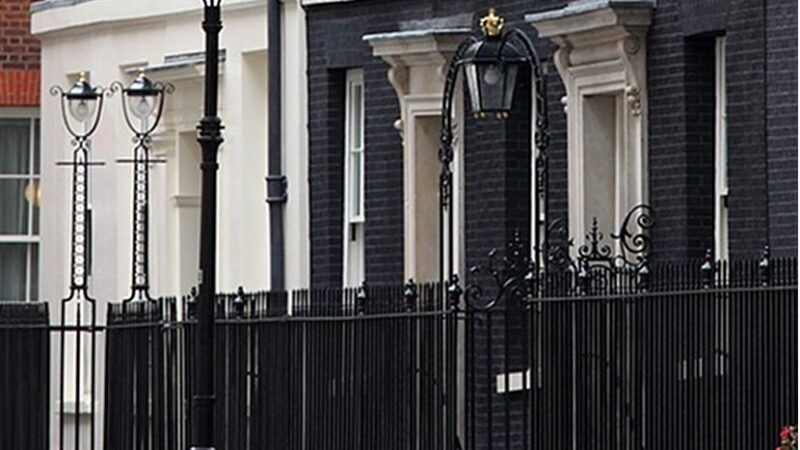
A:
[30, 0, 308, 446]
[0, 0, 41, 302]
[15, 0, 799, 448]
[304, 0, 797, 289]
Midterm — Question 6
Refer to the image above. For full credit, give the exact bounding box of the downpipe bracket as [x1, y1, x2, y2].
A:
[266, 174, 288, 204]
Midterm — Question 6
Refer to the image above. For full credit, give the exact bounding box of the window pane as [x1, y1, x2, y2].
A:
[0, 179, 28, 234]
[0, 244, 27, 300]
[0, 119, 31, 174]
[351, 83, 363, 149]
[30, 244, 38, 300]
[351, 151, 362, 218]
[32, 180, 40, 235]
[34, 119, 40, 175]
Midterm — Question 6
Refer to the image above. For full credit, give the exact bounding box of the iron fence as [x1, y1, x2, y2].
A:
[0, 302, 49, 450]
[464, 255, 798, 450]
[0, 256, 796, 450]
[100, 282, 457, 450]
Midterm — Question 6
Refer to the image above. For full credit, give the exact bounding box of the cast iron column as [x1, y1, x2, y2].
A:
[192, 1, 223, 449]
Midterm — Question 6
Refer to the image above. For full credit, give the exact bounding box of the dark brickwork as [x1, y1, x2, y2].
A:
[648, 0, 719, 260]
[305, 0, 793, 446]
[307, 0, 796, 282]
[648, 0, 797, 260]
[306, 1, 428, 286]
[726, 0, 770, 259]
[306, 0, 567, 286]
[766, 0, 798, 256]
[307, 65, 345, 287]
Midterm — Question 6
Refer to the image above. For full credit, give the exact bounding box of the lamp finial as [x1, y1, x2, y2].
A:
[480, 8, 504, 37]
[78, 71, 87, 83]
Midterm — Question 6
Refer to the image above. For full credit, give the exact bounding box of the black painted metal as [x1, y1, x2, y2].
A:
[459, 209, 798, 450]
[109, 75, 173, 301]
[267, 0, 287, 292]
[195, 1, 224, 448]
[99, 281, 459, 449]
[0, 302, 49, 450]
[49, 78, 107, 450]
[1, 253, 796, 449]
[438, 19, 550, 286]
[104, 295, 192, 450]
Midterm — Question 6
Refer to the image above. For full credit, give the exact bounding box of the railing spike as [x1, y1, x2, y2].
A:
[759, 244, 771, 286]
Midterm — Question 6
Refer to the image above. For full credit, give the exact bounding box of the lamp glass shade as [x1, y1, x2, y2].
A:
[68, 97, 97, 123]
[128, 95, 156, 120]
[461, 37, 526, 115]
[65, 76, 100, 124]
[126, 71, 160, 120]
[464, 61, 518, 114]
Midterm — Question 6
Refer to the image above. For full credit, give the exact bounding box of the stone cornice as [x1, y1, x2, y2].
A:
[364, 28, 470, 100]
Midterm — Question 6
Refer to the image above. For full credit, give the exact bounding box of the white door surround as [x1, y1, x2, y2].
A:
[365, 28, 470, 282]
[528, 1, 654, 247]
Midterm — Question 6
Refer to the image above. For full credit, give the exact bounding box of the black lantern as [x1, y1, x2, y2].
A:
[437, 7, 550, 285]
[113, 69, 171, 135]
[461, 8, 527, 117]
[51, 72, 105, 138]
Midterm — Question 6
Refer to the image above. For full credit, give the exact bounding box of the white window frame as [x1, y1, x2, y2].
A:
[714, 36, 728, 261]
[345, 69, 365, 224]
[343, 69, 365, 286]
[0, 107, 41, 301]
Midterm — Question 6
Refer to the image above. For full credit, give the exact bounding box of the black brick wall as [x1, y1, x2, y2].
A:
[648, 0, 797, 260]
[766, 0, 798, 256]
[306, 0, 797, 284]
[306, 0, 567, 287]
[303, 1, 794, 447]
[726, 0, 770, 259]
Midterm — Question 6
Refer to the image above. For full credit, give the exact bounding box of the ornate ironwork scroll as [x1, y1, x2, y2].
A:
[465, 204, 655, 306]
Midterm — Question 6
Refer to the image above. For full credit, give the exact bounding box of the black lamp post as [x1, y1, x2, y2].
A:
[194, 0, 223, 449]
[438, 8, 550, 285]
[111, 70, 173, 302]
[50, 73, 106, 450]
[51, 74, 106, 294]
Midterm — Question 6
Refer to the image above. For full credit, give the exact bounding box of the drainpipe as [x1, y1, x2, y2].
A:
[266, 0, 287, 291]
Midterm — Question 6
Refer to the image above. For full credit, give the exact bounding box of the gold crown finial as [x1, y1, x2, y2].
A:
[138, 67, 146, 77]
[480, 8, 504, 37]
[78, 71, 87, 82]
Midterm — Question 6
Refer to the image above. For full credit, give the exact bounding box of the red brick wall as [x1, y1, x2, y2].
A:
[0, 0, 40, 106]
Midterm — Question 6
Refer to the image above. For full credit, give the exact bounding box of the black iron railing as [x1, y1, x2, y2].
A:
[463, 255, 797, 450]
[0, 256, 796, 450]
[0, 302, 49, 450]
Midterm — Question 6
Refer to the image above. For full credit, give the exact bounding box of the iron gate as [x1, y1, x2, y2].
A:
[460, 209, 798, 450]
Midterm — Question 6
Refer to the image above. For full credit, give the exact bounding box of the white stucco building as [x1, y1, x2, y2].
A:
[31, 0, 308, 446]
[33, 0, 312, 302]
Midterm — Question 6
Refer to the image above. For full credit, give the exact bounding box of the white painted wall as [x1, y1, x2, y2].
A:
[32, 0, 309, 447]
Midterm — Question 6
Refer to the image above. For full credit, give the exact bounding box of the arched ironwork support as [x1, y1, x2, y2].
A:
[438, 26, 551, 288]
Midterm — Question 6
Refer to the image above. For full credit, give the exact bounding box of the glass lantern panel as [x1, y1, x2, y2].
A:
[68, 98, 97, 124]
[479, 63, 506, 112]
[501, 65, 519, 111]
[465, 64, 482, 113]
[129, 95, 156, 120]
